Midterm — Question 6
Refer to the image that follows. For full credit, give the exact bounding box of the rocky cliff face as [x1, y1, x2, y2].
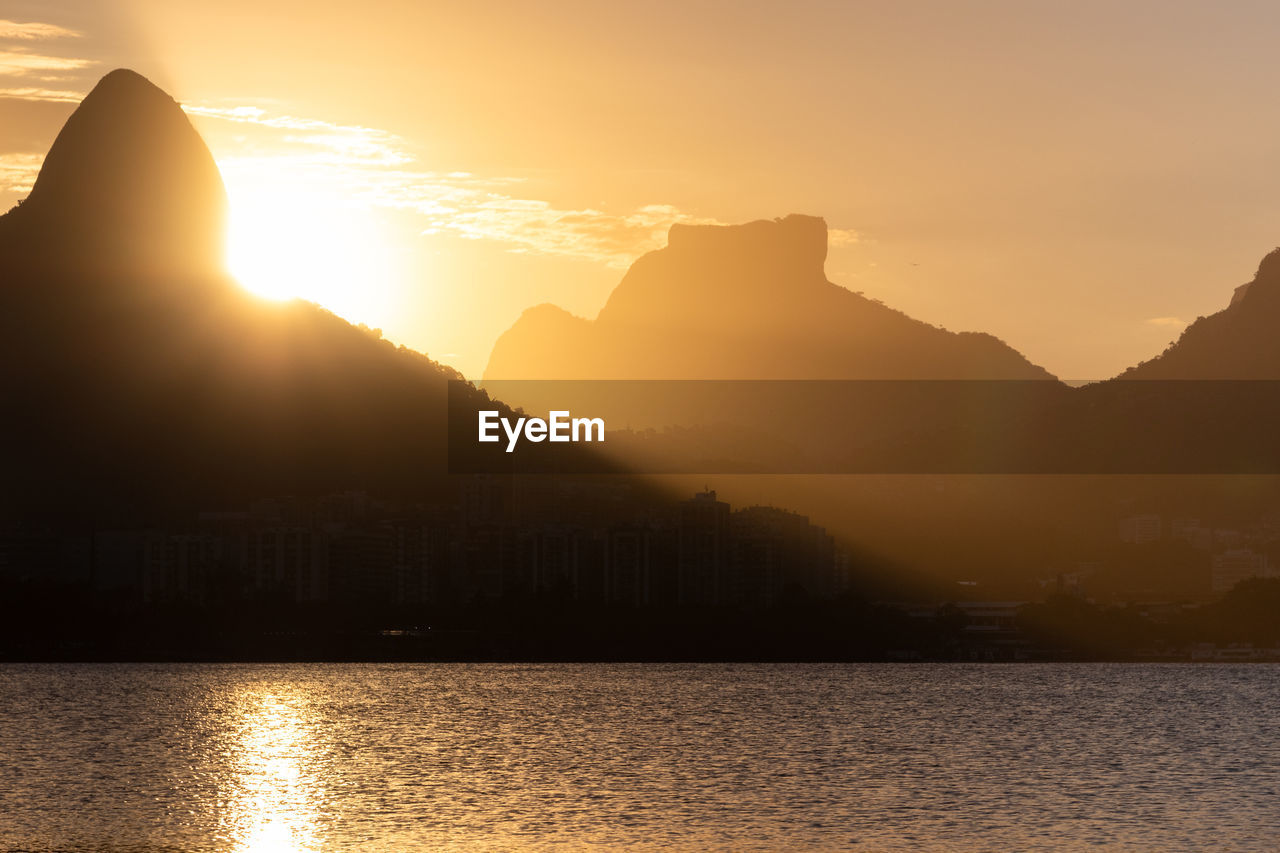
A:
[486, 215, 1056, 380]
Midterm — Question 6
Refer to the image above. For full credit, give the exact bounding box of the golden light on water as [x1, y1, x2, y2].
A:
[224, 171, 402, 326]
[225, 688, 325, 853]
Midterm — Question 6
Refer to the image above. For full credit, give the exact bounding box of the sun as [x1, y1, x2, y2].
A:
[224, 173, 402, 325]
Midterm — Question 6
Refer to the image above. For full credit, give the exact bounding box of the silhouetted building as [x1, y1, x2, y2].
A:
[517, 524, 589, 596]
[1170, 518, 1213, 551]
[328, 524, 395, 605]
[243, 525, 329, 603]
[0, 524, 93, 585]
[1212, 548, 1273, 594]
[1119, 514, 1162, 544]
[457, 523, 516, 600]
[390, 514, 450, 606]
[603, 523, 675, 606]
[1212, 528, 1246, 550]
[727, 506, 835, 605]
[462, 476, 512, 525]
[677, 490, 729, 606]
[140, 532, 222, 604]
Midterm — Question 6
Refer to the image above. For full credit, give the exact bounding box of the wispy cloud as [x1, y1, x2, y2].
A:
[188, 107, 682, 265]
[0, 20, 81, 41]
[0, 51, 91, 77]
[420, 200, 721, 268]
[0, 22, 87, 198]
[5, 87, 860, 268]
[0, 85, 83, 102]
[1145, 316, 1187, 328]
[0, 19, 92, 99]
[191, 103, 858, 268]
[0, 152, 42, 194]
[828, 228, 860, 247]
[184, 105, 411, 168]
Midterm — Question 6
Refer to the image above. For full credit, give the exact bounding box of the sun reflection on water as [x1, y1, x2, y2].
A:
[225, 688, 326, 853]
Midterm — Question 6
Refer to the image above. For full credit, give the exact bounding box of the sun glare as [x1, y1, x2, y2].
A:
[224, 173, 402, 326]
[225, 688, 325, 853]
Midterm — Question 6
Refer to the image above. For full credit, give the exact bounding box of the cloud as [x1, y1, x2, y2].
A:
[184, 105, 411, 167]
[191, 102, 859, 269]
[7, 90, 863, 270]
[0, 20, 81, 41]
[0, 85, 83, 102]
[0, 22, 91, 99]
[422, 200, 723, 268]
[828, 228, 860, 247]
[1145, 316, 1187, 328]
[189, 104, 722, 267]
[0, 152, 42, 194]
[0, 51, 91, 77]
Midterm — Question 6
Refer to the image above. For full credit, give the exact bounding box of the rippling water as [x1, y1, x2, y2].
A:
[1, 663, 1277, 851]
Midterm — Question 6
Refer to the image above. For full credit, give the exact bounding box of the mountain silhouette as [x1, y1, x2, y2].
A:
[7, 70, 1280, 642]
[1, 69, 226, 279]
[0, 70, 468, 513]
[1120, 248, 1280, 378]
[485, 215, 1055, 380]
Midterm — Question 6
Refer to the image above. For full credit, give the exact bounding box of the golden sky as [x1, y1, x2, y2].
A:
[3, 0, 1280, 379]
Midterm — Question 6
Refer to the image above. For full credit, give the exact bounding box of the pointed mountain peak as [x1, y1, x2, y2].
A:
[80, 67, 170, 103]
[14, 68, 228, 278]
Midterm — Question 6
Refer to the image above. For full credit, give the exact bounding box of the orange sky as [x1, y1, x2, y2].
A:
[3, 0, 1280, 379]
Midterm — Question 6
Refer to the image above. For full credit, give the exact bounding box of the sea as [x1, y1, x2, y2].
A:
[1, 663, 1276, 851]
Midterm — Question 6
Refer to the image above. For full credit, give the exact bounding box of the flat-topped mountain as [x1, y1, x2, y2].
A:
[485, 215, 1056, 380]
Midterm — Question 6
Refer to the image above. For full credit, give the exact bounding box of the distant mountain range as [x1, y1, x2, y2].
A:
[6, 68, 1280, 514]
[486, 211, 1280, 384]
[486, 215, 1056, 380]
